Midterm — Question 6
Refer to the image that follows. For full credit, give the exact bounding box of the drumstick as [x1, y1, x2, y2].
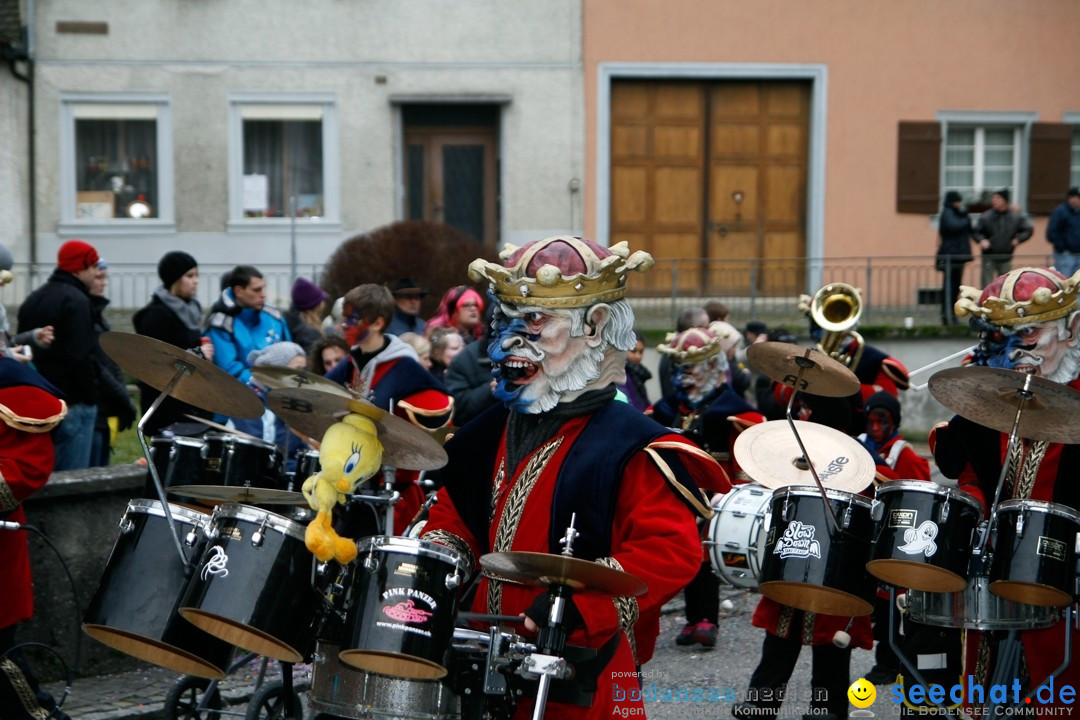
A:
[456, 611, 525, 625]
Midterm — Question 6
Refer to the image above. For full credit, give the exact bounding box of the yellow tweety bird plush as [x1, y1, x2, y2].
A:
[301, 413, 383, 563]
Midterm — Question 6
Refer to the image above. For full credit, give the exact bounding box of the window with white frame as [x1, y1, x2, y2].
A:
[943, 125, 1022, 208]
[61, 97, 172, 224]
[229, 96, 338, 222]
[1072, 126, 1080, 188]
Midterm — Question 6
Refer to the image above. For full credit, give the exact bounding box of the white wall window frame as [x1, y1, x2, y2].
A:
[596, 62, 828, 291]
[937, 111, 1038, 209]
[1065, 112, 1080, 188]
[59, 92, 175, 236]
[227, 92, 341, 233]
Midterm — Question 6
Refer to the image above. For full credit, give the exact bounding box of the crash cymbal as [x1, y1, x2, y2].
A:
[928, 366, 1080, 444]
[266, 387, 448, 471]
[746, 342, 860, 398]
[100, 332, 263, 419]
[252, 366, 342, 392]
[480, 552, 647, 597]
[733, 419, 875, 493]
[168, 485, 307, 505]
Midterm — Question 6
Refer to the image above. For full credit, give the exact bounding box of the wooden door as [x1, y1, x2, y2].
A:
[405, 127, 498, 246]
[609, 80, 809, 296]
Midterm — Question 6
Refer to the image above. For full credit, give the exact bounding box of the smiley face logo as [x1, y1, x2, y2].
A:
[848, 678, 876, 708]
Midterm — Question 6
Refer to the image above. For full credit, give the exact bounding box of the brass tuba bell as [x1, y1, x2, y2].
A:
[798, 282, 865, 369]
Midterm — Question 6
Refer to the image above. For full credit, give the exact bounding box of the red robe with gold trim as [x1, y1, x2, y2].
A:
[422, 408, 725, 719]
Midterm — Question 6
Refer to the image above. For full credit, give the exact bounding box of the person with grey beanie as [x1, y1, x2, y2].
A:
[132, 250, 214, 434]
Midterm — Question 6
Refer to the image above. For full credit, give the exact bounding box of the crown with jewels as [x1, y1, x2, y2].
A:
[467, 236, 654, 308]
[657, 327, 725, 364]
[955, 266, 1080, 326]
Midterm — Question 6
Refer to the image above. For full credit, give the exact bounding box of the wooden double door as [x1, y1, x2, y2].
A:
[610, 80, 810, 296]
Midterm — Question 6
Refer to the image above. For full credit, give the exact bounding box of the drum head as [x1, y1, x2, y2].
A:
[81, 625, 229, 679]
[866, 559, 967, 593]
[338, 649, 447, 680]
[989, 580, 1074, 608]
[180, 609, 305, 663]
[758, 581, 873, 617]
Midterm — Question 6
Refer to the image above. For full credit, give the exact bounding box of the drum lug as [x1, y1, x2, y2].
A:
[939, 498, 951, 523]
[1015, 510, 1025, 538]
[118, 514, 134, 534]
[446, 569, 463, 590]
[870, 499, 883, 523]
[184, 528, 200, 547]
[841, 505, 852, 530]
[782, 495, 794, 522]
[251, 516, 270, 547]
[363, 547, 378, 572]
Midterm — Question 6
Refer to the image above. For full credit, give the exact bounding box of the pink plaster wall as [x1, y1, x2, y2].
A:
[584, 0, 1080, 260]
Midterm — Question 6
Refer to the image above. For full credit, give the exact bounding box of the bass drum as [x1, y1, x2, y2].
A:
[907, 575, 1060, 631]
[705, 483, 772, 589]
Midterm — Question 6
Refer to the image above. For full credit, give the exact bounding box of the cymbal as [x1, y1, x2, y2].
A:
[733, 419, 875, 493]
[928, 366, 1080, 444]
[252, 366, 342, 392]
[746, 342, 860, 398]
[480, 552, 647, 597]
[100, 332, 263, 419]
[266, 387, 448, 471]
[168, 485, 307, 505]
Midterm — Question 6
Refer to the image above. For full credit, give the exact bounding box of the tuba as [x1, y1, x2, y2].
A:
[798, 282, 865, 370]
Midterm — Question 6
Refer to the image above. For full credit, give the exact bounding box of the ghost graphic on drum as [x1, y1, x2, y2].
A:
[897, 520, 939, 557]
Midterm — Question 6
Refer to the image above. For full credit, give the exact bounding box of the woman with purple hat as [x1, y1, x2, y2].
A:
[284, 276, 329, 352]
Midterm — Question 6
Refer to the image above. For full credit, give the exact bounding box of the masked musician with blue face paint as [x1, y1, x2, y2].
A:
[420, 236, 731, 719]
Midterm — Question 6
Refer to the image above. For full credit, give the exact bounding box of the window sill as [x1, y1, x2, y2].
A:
[58, 220, 177, 237]
[226, 219, 342, 234]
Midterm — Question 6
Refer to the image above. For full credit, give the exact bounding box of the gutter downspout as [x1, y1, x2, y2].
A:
[6, 0, 35, 267]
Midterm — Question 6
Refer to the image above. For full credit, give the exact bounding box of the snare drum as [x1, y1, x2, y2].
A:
[179, 504, 322, 663]
[340, 536, 469, 680]
[759, 486, 875, 616]
[868, 480, 981, 592]
[907, 575, 1060, 630]
[990, 499, 1080, 607]
[705, 484, 772, 589]
[308, 641, 456, 720]
[203, 432, 286, 491]
[82, 500, 234, 679]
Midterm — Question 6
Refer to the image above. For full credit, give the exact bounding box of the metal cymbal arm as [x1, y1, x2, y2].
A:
[977, 372, 1033, 556]
[783, 350, 841, 533]
[382, 465, 396, 533]
[137, 361, 195, 568]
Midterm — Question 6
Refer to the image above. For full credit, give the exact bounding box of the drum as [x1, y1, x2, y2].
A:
[990, 499, 1080, 607]
[340, 536, 469, 680]
[292, 448, 321, 491]
[149, 435, 209, 488]
[759, 486, 876, 616]
[82, 499, 234, 679]
[907, 575, 1060, 630]
[203, 432, 286, 491]
[705, 483, 772, 589]
[178, 504, 322, 663]
[868, 480, 981, 592]
[308, 641, 457, 720]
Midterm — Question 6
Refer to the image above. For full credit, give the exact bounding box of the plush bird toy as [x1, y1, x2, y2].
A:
[301, 413, 383, 563]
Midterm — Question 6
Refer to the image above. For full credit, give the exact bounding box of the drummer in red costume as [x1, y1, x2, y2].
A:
[934, 266, 1080, 710]
[421, 236, 730, 719]
[325, 283, 453, 536]
[0, 357, 68, 719]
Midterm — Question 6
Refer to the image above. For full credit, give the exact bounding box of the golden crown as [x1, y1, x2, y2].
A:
[467, 236, 654, 308]
[657, 328, 725, 364]
[955, 267, 1080, 326]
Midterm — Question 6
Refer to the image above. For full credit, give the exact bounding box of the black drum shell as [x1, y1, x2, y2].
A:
[990, 499, 1080, 607]
[82, 499, 233, 679]
[145, 435, 210, 500]
[204, 433, 286, 490]
[292, 449, 321, 492]
[868, 480, 981, 593]
[340, 536, 467, 680]
[759, 486, 875, 616]
[179, 504, 321, 662]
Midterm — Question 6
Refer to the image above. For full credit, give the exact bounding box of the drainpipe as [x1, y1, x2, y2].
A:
[5, 0, 36, 267]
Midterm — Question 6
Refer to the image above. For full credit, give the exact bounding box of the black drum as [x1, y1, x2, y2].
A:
[292, 448, 321, 491]
[82, 500, 234, 679]
[146, 435, 210, 502]
[203, 432, 286, 491]
[340, 536, 469, 680]
[759, 486, 875, 616]
[868, 480, 981, 592]
[179, 504, 322, 662]
[990, 499, 1080, 607]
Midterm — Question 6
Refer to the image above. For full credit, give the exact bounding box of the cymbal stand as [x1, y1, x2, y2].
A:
[523, 515, 579, 720]
[136, 360, 196, 567]
[782, 349, 840, 533]
[381, 466, 397, 534]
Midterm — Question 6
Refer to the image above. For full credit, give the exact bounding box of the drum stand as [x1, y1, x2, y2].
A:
[782, 351, 841, 532]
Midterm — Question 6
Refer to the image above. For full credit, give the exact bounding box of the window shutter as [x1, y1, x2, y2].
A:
[896, 121, 941, 213]
[1028, 122, 1071, 215]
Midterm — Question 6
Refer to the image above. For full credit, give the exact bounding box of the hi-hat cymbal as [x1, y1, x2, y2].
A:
[928, 366, 1080, 444]
[733, 419, 875, 493]
[169, 485, 307, 505]
[746, 342, 860, 398]
[480, 552, 647, 597]
[266, 387, 448, 471]
[252, 366, 342, 392]
[100, 332, 263, 419]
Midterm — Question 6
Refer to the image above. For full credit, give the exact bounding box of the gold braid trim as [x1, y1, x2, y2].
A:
[0, 399, 67, 434]
[596, 556, 640, 665]
[1, 658, 50, 720]
[643, 444, 715, 519]
[1013, 440, 1049, 500]
[802, 612, 816, 646]
[487, 438, 563, 615]
[0, 472, 17, 513]
[490, 461, 506, 525]
[776, 606, 793, 638]
[421, 529, 476, 570]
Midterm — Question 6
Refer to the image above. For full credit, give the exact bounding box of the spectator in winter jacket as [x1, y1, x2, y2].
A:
[88, 259, 136, 466]
[206, 265, 290, 385]
[973, 188, 1033, 285]
[936, 190, 975, 325]
[1047, 186, 1080, 279]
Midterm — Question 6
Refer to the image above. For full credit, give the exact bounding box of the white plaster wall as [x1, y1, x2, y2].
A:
[0, 75, 28, 258]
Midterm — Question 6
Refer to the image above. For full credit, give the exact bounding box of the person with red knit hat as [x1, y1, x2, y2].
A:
[16, 239, 102, 470]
